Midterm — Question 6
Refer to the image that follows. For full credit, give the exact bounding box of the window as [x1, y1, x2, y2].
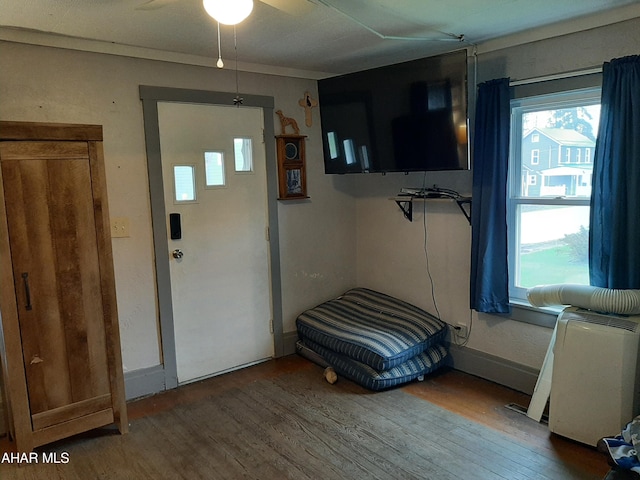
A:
[532, 133, 540, 143]
[173, 165, 196, 202]
[234, 137, 253, 172]
[531, 149, 539, 165]
[204, 151, 225, 187]
[508, 89, 600, 304]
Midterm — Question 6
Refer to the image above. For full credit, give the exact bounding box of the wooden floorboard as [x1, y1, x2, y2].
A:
[405, 367, 608, 477]
[0, 354, 610, 479]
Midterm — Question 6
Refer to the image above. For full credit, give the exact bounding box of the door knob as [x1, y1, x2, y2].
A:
[172, 249, 184, 259]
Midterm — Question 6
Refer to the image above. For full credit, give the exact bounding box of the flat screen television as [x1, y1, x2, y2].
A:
[318, 49, 469, 174]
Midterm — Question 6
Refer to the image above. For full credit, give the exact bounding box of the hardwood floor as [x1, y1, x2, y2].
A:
[0, 354, 610, 479]
[404, 368, 609, 478]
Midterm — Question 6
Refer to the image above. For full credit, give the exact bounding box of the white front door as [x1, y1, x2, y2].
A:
[158, 102, 273, 384]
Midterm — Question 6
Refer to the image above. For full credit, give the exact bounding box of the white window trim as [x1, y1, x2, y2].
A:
[508, 87, 599, 308]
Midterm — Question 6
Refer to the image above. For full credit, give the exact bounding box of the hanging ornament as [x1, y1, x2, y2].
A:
[298, 91, 318, 127]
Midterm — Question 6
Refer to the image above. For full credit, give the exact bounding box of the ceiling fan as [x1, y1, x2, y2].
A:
[136, 0, 316, 16]
[137, 0, 465, 43]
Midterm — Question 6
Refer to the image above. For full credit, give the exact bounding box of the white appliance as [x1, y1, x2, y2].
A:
[549, 307, 640, 446]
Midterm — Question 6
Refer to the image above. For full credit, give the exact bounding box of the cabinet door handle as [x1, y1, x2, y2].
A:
[22, 272, 33, 311]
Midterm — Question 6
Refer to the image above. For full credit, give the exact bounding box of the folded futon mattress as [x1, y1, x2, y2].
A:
[296, 288, 447, 371]
[297, 339, 448, 391]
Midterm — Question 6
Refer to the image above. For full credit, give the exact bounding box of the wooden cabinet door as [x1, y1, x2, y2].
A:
[0, 129, 127, 451]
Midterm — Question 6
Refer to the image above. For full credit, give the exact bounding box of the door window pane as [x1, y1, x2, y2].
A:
[205, 151, 225, 187]
[174, 165, 196, 202]
[234, 138, 253, 172]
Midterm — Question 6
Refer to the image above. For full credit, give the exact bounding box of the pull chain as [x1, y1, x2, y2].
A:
[233, 25, 243, 106]
[216, 22, 223, 68]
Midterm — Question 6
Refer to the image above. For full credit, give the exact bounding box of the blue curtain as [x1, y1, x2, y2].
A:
[589, 55, 640, 289]
[470, 78, 511, 313]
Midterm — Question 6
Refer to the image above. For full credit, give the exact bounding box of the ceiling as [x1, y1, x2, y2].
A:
[1, 0, 639, 78]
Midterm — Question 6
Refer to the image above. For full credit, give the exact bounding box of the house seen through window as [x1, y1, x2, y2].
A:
[508, 88, 600, 303]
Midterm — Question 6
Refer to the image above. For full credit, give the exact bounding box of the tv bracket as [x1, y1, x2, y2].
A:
[393, 189, 471, 225]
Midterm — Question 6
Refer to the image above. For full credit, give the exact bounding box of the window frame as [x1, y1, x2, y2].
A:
[507, 87, 601, 316]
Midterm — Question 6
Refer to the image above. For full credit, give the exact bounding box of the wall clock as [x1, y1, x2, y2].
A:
[284, 140, 299, 161]
[276, 135, 308, 200]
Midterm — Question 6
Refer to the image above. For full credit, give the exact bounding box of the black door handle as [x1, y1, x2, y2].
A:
[22, 272, 33, 311]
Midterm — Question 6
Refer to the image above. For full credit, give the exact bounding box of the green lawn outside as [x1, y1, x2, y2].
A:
[519, 244, 589, 287]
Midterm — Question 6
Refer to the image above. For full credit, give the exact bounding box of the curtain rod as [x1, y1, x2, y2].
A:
[510, 66, 602, 86]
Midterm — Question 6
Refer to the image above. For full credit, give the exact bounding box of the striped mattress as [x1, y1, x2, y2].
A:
[297, 339, 448, 391]
[296, 288, 447, 371]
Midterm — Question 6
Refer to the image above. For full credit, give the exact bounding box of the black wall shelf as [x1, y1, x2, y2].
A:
[392, 195, 472, 224]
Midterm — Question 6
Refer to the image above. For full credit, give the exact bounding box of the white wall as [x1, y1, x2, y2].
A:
[1, 12, 639, 436]
[0, 41, 357, 432]
[354, 170, 471, 318]
[354, 16, 640, 372]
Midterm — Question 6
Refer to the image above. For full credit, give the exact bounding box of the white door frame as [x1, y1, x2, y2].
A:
[139, 86, 284, 391]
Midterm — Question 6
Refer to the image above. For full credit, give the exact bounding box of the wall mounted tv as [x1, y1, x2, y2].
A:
[318, 49, 469, 174]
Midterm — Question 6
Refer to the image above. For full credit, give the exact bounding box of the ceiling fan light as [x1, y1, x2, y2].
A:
[203, 0, 254, 25]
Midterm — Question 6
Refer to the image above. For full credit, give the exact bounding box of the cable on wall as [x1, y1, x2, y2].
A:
[419, 171, 473, 346]
[420, 171, 441, 321]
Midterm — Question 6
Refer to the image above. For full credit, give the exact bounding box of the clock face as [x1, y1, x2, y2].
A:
[284, 141, 298, 160]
